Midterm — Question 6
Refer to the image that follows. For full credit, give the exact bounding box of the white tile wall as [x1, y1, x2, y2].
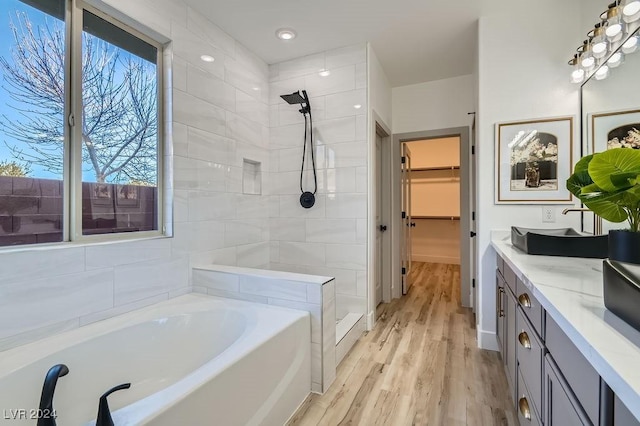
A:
[1, 8, 368, 376]
[0, 0, 271, 349]
[268, 44, 368, 321]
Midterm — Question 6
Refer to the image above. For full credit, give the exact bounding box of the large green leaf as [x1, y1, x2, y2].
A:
[610, 171, 639, 189]
[588, 148, 640, 192]
[566, 170, 593, 197]
[574, 154, 593, 173]
[583, 199, 628, 222]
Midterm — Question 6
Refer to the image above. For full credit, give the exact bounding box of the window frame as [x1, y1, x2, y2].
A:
[64, 0, 165, 244]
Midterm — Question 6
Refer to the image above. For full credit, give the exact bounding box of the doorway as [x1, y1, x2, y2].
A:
[368, 115, 392, 329]
[391, 127, 475, 308]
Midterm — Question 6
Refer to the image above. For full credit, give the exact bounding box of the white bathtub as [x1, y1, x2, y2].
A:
[0, 294, 311, 425]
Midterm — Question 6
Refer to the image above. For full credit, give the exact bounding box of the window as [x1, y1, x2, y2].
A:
[0, 0, 163, 247]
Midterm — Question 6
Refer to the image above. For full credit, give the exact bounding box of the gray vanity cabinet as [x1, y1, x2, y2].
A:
[543, 354, 592, 426]
[495, 254, 621, 426]
[496, 261, 517, 402]
[614, 395, 640, 426]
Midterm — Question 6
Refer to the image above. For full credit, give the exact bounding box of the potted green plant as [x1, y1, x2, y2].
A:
[567, 148, 640, 263]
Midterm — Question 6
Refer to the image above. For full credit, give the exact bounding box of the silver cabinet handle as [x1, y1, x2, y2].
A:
[518, 397, 531, 420]
[518, 331, 531, 349]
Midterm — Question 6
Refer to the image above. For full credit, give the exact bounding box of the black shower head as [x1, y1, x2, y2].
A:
[280, 91, 306, 105]
[280, 90, 311, 114]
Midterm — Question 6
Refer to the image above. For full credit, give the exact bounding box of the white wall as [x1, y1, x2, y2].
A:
[368, 45, 392, 129]
[267, 44, 369, 320]
[0, 0, 271, 350]
[475, 0, 584, 349]
[392, 75, 474, 134]
[367, 45, 392, 326]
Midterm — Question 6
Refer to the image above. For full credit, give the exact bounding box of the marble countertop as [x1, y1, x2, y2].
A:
[491, 231, 640, 421]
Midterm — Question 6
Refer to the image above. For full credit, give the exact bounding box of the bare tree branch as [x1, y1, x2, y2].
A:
[0, 11, 158, 184]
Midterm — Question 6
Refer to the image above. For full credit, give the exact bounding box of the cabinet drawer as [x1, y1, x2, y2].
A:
[497, 254, 505, 277]
[614, 395, 640, 426]
[503, 261, 517, 294]
[544, 354, 592, 426]
[517, 367, 542, 426]
[546, 314, 599, 425]
[517, 307, 543, 417]
[516, 278, 544, 339]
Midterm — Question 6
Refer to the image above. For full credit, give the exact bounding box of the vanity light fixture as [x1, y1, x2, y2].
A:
[604, 3, 625, 40]
[568, 2, 639, 84]
[591, 24, 609, 58]
[200, 55, 215, 63]
[569, 55, 586, 83]
[580, 40, 596, 68]
[276, 28, 297, 40]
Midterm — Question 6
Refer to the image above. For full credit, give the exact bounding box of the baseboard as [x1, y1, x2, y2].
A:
[336, 316, 365, 366]
[412, 254, 460, 265]
[366, 310, 375, 330]
[477, 328, 499, 351]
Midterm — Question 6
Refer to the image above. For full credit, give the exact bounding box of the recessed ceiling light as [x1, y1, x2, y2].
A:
[318, 69, 331, 77]
[353, 104, 362, 109]
[200, 55, 215, 63]
[252, 87, 260, 91]
[276, 28, 296, 40]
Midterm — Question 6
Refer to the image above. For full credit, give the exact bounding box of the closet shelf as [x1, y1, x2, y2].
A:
[411, 166, 460, 172]
[413, 215, 460, 220]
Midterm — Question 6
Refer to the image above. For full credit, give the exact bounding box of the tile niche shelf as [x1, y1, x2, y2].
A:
[242, 159, 262, 195]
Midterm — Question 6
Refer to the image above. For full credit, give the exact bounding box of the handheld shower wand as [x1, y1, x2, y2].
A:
[280, 90, 317, 208]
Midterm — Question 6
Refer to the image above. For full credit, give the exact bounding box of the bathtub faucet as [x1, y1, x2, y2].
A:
[37, 364, 69, 426]
[96, 383, 131, 426]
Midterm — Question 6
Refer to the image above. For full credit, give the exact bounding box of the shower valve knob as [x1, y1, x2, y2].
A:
[379, 225, 387, 232]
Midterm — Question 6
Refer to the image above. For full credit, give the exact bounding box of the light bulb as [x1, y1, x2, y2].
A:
[275, 28, 297, 40]
[623, 0, 640, 20]
[595, 65, 610, 80]
[606, 23, 623, 38]
[604, 4, 625, 41]
[571, 68, 585, 84]
[318, 69, 331, 77]
[581, 55, 595, 68]
[592, 40, 608, 57]
[608, 51, 624, 67]
[622, 35, 639, 53]
[591, 25, 608, 58]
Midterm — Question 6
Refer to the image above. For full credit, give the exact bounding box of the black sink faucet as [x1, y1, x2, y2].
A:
[37, 364, 69, 426]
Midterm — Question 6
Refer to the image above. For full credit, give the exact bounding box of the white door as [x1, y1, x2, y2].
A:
[401, 143, 413, 295]
[375, 134, 384, 306]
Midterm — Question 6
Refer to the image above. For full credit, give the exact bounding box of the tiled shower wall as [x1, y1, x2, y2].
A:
[268, 45, 369, 319]
[0, 0, 271, 350]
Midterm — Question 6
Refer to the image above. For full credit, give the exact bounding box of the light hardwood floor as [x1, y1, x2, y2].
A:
[287, 262, 518, 426]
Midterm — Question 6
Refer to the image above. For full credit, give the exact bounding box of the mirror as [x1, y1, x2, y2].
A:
[581, 23, 640, 234]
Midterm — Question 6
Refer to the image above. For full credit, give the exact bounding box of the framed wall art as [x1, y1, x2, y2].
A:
[496, 116, 573, 203]
[590, 109, 640, 153]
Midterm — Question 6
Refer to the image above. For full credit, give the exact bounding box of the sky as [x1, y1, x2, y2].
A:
[0, 0, 158, 184]
[0, 0, 62, 179]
